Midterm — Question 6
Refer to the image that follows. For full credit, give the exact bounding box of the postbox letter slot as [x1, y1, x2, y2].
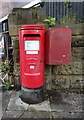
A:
[24, 34, 40, 37]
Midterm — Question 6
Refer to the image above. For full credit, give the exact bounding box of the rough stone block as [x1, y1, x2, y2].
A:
[70, 24, 84, 35]
[16, 10, 23, 25]
[81, 76, 84, 90]
[13, 57, 20, 64]
[8, 12, 18, 25]
[52, 75, 84, 90]
[37, 7, 47, 23]
[12, 37, 19, 49]
[22, 9, 34, 24]
[14, 64, 20, 73]
[45, 76, 52, 90]
[14, 76, 21, 90]
[72, 35, 84, 47]
[13, 49, 20, 58]
[14, 63, 20, 67]
[14, 62, 20, 79]
[52, 62, 83, 75]
[71, 47, 84, 62]
[45, 65, 52, 76]
[9, 25, 22, 36]
[70, 75, 84, 90]
[52, 75, 70, 89]
[82, 62, 84, 74]
[55, 24, 84, 35]
[8, 7, 47, 36]
[72, 27, 84, 35]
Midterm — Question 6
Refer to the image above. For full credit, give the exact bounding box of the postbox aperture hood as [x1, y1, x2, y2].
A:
[19, 24, 45, 30]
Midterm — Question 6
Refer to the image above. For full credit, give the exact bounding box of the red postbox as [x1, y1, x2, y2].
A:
[19, 25, 45, 103]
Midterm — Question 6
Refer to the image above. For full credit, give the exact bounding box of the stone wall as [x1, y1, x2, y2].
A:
[45, 25, 84, 92]
[8, 7, 47, 87]
[8, 7, 84, 92]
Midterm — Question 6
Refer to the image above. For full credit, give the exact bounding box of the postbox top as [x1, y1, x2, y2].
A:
[19, 25, 45, 30]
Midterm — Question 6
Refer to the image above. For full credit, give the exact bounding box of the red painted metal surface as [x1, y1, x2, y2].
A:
[45, 28, 72, 65]
[19, 25, 45, 89]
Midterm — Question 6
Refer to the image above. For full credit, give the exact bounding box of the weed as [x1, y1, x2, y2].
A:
[0, 60, 15, 90]
[44, 16, 56, 27]
[60, 14, 77, 24]
[4, 82, 14, 90]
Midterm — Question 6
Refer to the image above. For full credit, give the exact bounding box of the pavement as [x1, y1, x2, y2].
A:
[0, 83, 84, 120]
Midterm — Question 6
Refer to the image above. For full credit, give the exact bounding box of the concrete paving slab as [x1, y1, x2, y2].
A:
[0, 84, 2, 102]
[29, 100, 51, 112]
[52, 111, 83, 119]
[2, 111, 24, 119]
[2, 90, 12, 114]
[1, 88, 84, 120]
[50, 92, 83, 112]
[7, 90, 20, 100]
[7, 91, 29, 111]
[0, 83, 2, 90]
[2, 90, 12, 100]
[20, 111, 52, 119]
[0, 83, 2, 101]
[0, 101, 2, 120]
[0, 92, 2, 101]
[0, 84, 2, 120]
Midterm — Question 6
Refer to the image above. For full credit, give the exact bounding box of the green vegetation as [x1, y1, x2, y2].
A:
[44, 14, 84, 26]
[44, 16, 56, 27]
[4, 82, 14, 90]
[63, 2, 72, 9]
[1, 60, 16, 76]
[0, 60, 15, 90]
[60, 14, 84, 24]
[60, 14, 77, 24]
[78, 17, 84, 24]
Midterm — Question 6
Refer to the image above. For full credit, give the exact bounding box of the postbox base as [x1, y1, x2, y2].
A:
[20, 86, 45, 104]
